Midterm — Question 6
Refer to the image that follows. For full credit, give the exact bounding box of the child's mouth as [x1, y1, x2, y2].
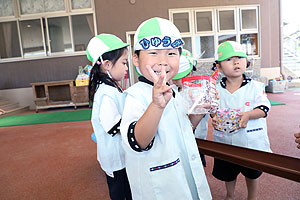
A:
[154, 70, 169, 75]
[234, 67, 240, 70]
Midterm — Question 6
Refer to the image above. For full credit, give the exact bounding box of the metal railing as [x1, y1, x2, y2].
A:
[197, 139, 300, 182]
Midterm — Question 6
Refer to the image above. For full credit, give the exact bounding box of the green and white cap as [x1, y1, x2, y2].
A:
[134, 17, 184, 51]
[216, 41, 247, 62]
[86, 34, 129, 66]
[173, 49, 197, 80]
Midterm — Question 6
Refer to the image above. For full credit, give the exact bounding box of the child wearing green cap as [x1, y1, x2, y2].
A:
[120, 17, 211, 200]
[87, 34, 132, 200]
[211, 41, 271, 200]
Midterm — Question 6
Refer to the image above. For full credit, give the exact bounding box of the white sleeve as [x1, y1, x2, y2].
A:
[99, 96, 121, 133]
[253, 83, 271, 115]
[120, 94, 147, 149]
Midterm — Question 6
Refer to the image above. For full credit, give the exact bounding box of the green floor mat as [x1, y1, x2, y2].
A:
[0, 109, 92, 127]
[269, 99, 286, 106]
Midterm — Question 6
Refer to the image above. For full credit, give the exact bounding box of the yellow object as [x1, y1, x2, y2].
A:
[75, 79, 89, 86]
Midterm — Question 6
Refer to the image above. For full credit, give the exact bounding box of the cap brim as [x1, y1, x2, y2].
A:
[218, 52, 247, 61]
[172, 68, 192, 80]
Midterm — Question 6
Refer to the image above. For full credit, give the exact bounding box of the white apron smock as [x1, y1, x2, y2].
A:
[91, 83, 125, 177]
[214, 80, 272, 152]
[121, 81, 212, 200]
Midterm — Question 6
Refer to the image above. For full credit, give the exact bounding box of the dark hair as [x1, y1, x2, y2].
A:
[212, 58, 250, 71]
[88, 47, 128, 102]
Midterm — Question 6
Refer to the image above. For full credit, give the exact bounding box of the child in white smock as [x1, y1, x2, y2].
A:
[172, 49, 209, 167]
[211, 41, 271, 200]
[87, 34, 132, 200]
[120, 17, 212, 200]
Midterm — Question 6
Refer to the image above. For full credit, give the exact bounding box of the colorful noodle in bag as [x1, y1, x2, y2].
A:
[214, 108, 241, 136]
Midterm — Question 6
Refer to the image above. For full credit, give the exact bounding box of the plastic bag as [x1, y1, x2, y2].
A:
[214, 108, 241, 136]
[181, 75, 217, 114]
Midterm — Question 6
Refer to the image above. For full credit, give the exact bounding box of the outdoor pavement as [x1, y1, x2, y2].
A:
[0, 88, 299, 200]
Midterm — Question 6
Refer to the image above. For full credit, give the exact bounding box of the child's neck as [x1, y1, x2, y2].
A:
[225, 76, 243, 94]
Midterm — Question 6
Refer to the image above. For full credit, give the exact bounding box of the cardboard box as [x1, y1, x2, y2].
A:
[265, 80, 286, 93]
[75, 79, 89, 86]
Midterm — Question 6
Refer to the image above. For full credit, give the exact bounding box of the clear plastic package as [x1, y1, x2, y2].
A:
[181, 76, 218, 114]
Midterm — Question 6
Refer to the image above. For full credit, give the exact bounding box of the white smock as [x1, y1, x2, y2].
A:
[91, 83, 125, 177]
[121, 81, 212, 200]
[213, 79, 272, 152]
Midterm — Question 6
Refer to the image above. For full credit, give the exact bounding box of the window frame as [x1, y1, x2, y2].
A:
[0, 0, 97, 63]
[169, 5, 261, 61]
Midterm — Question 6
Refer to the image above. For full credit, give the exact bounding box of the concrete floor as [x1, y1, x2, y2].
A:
[0, 88, 299, 200]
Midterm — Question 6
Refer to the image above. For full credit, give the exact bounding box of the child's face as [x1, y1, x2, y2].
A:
[133, 49, 180, 82]
[218, 56, 247, 78]
[109, 49, 129, 81]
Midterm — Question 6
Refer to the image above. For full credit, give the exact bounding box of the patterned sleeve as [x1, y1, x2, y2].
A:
[253, 83, 271, 117]
[99, 96, 121, 136]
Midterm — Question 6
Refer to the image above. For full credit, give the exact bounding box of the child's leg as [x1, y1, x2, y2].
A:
[225, 179, 237, 200]
[106, 168, 132, 200]
[240, 166, 262, 200]
[245, 177, 259, 200]
[212, 158, 240, 200]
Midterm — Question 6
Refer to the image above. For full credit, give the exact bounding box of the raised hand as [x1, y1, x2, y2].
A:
[146, 65, 173, 109]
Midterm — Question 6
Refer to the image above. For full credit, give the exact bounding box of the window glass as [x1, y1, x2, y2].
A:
[182, 37, 192, 53]
[72, 14, 94, 51]
[240, 33, 258, 55]
[71, 0, 91, 9]
[219, 10, 235, 30]
[0, 0, 14, 17]
[195, 36, 214, 58]
[20, 19, 45, 56]
[48, 17, 72, 53]
[0, 21, 21, 58]
[20, 0, 64, 14]
[241, 9, 257, 29]
[218, 35, 236, 44]
[173, 12, 190, 33]
[196, 11, 212, 32]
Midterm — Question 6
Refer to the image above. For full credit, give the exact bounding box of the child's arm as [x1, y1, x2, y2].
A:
[238, 108, 265, 128]
[189, 114, 205, 131]
[295, 132, 300, 149]
[134, 65, 173, 149]
[238, 83, 270, 128]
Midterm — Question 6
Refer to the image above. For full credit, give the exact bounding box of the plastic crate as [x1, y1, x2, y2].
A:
[75, 79, 89, 86]
[265, 80, 285, 93]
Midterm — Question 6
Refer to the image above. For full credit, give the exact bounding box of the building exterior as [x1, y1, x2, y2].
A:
[0, 0, 281, 108]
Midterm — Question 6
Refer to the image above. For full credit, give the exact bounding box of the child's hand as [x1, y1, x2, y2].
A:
[146, 65, 173, 109]
[211, 114, 218, 129]
[238, 112, 250, 128]
[295, 132, 300, 149]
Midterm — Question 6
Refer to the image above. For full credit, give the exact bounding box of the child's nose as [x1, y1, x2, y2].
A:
[233, 58, 239, 65]
[158, 55, 168, 66]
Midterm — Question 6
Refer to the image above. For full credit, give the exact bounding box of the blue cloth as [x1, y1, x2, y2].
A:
[91, 132, 97, 143]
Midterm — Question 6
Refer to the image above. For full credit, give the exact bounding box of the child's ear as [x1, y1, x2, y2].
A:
[132, 54, 139, 67]
[102, 60, 112, 71]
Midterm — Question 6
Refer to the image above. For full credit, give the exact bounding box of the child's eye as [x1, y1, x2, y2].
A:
[226, 58, 232, 61]
[168, 52, 177, 56]
[148, 51, 157, 55]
